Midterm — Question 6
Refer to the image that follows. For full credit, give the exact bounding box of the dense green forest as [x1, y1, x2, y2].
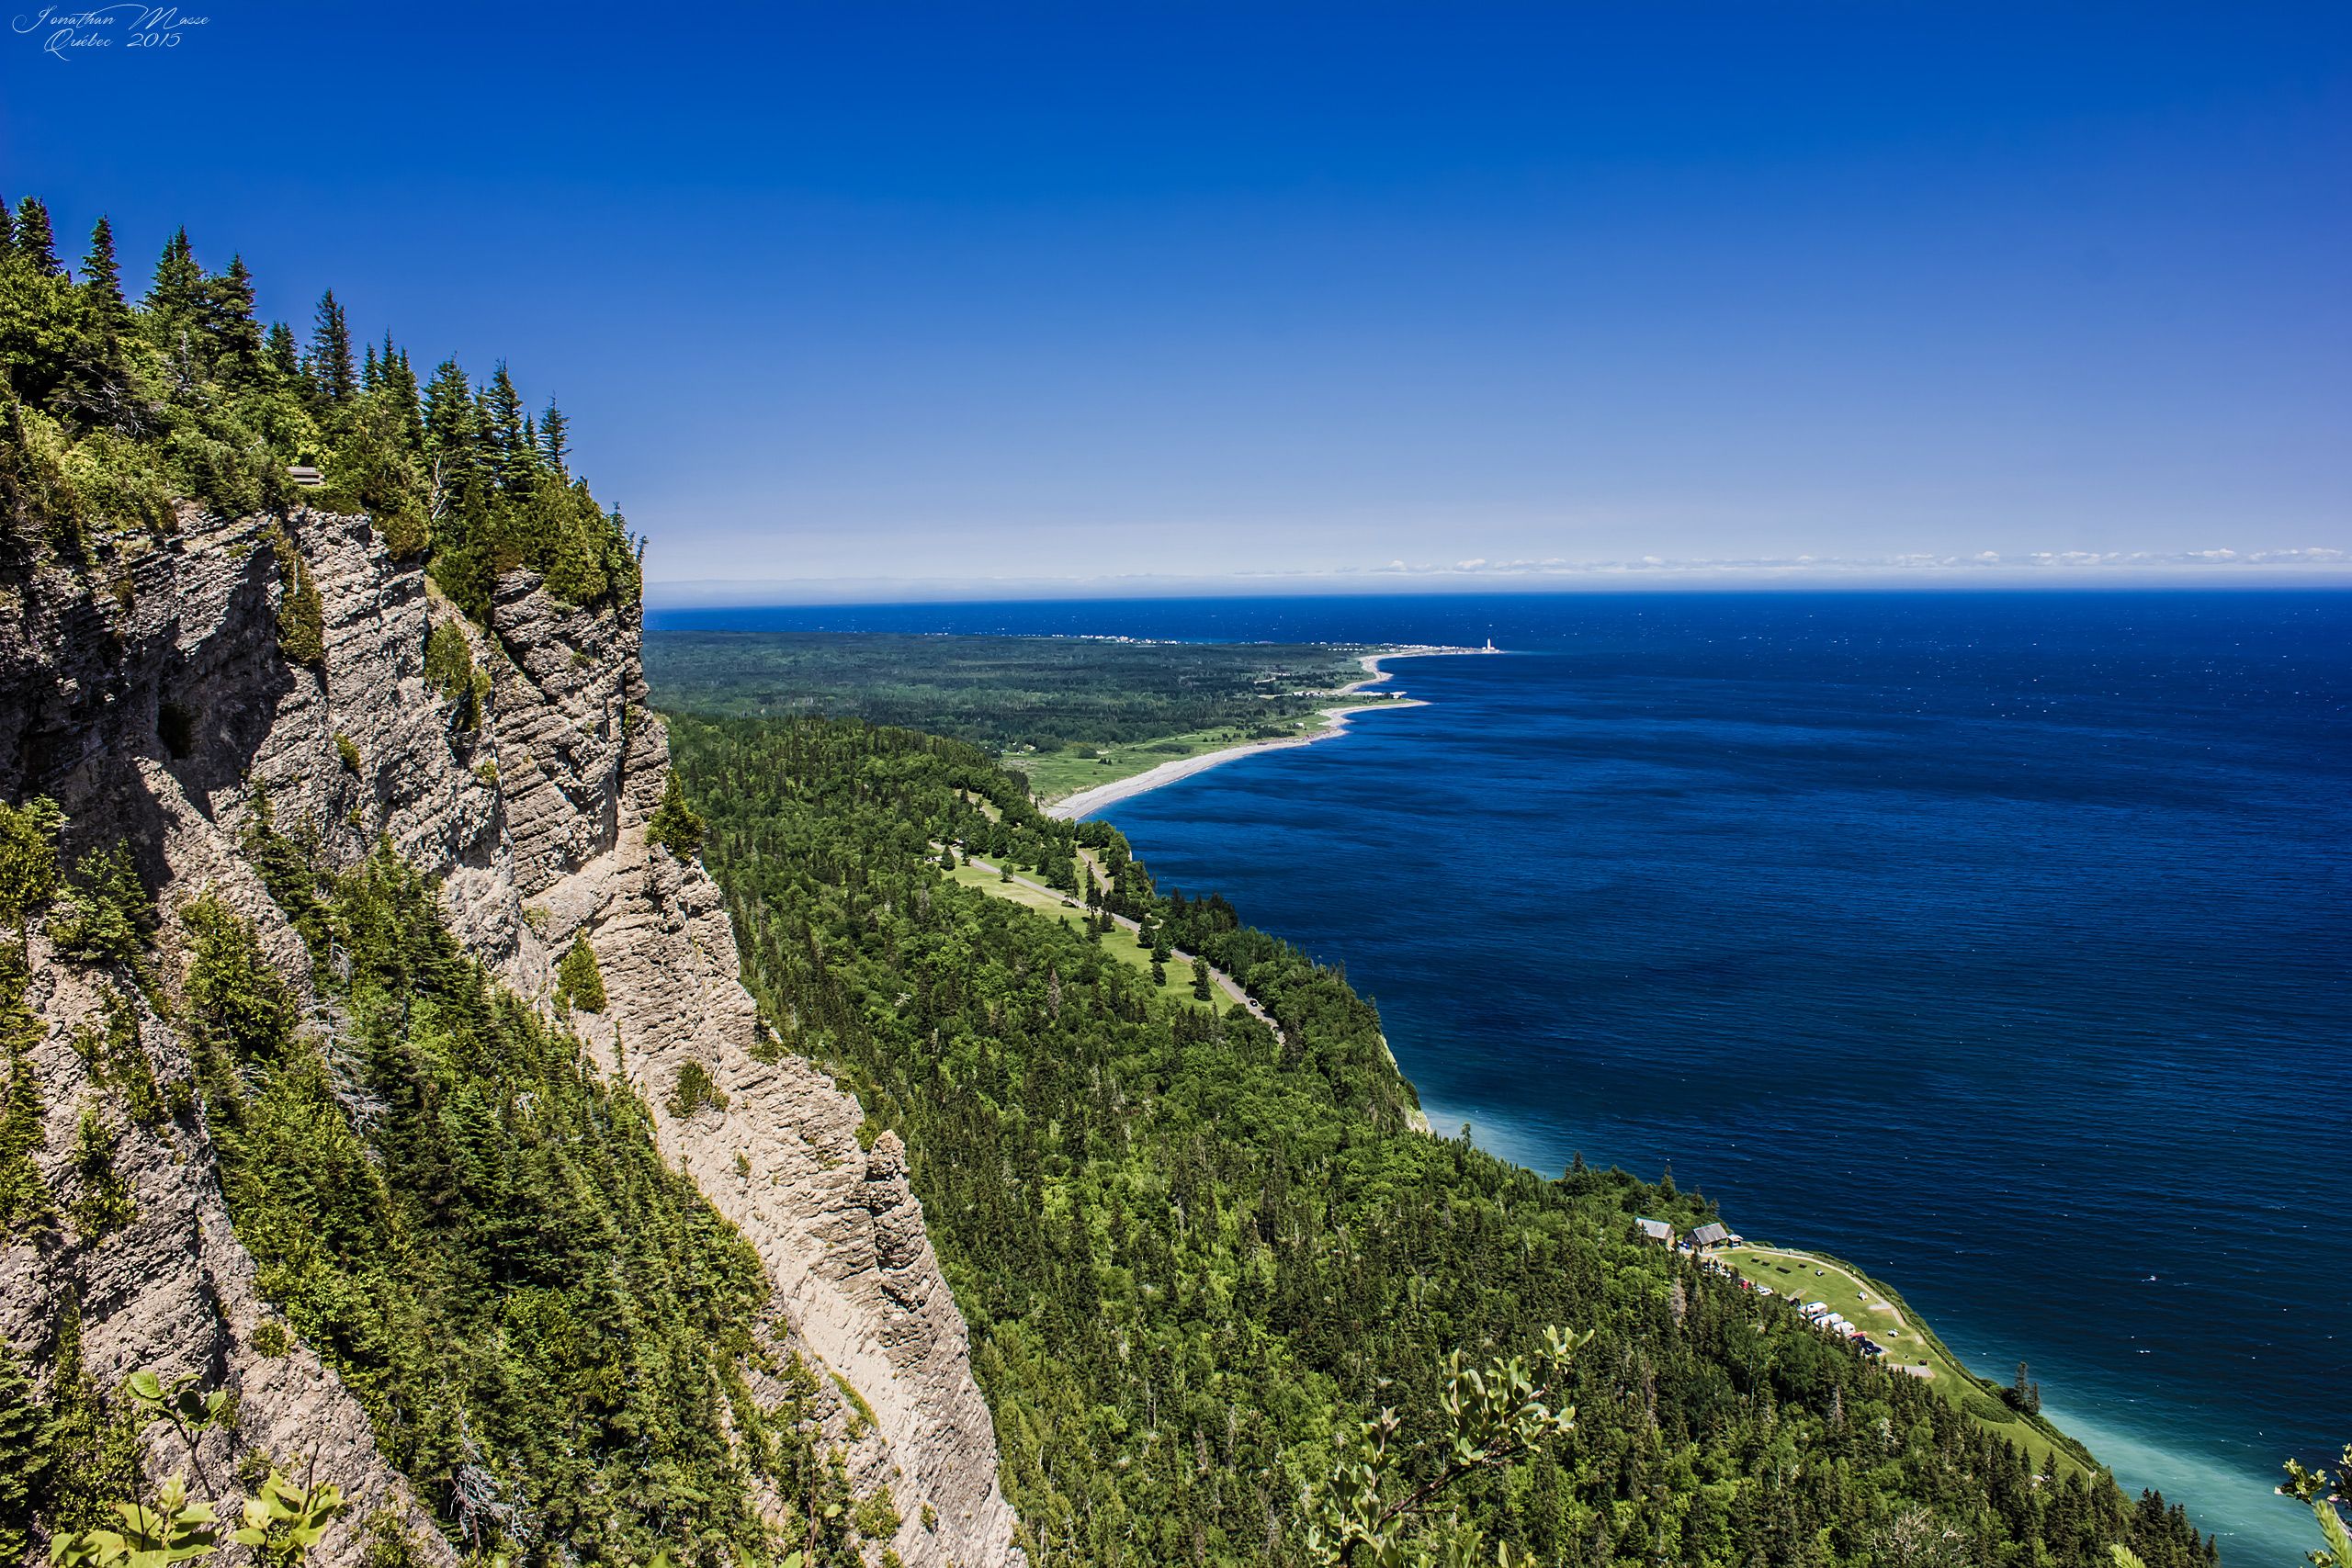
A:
[645, 632, 1367, 755]
[0, 192, 639, 619]
[669, 713, 2220, 1568]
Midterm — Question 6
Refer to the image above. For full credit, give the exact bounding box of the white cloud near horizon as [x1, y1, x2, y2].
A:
[644, 545, 2352, 607]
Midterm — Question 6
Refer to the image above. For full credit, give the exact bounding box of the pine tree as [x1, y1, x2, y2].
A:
[554, 933, 606, 1014]
[539, 400, 571, 477]
[423, 357, 475, 453]
[200, 255, 264, 380]
[646, 774, 706, 862]
[11, 197, 60, 276]
[483, 362, 531, 490]
[422, 357, 485, 522]
[544, 513, 608, 604]
[307, 288, 357, 408]
[265, 321, 300, 383]
[379, 338, 424, 450]
[144, 227, 202, 324]
[80, 217, 127, 321]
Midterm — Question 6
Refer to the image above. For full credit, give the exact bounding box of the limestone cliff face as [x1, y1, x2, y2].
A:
[0, 508, 1021, 1568]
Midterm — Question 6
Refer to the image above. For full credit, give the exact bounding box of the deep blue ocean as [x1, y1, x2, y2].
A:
[650, 590, 2350, 1563]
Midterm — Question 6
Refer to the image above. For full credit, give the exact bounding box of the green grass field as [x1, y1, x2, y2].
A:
[1719, 1244, 2085, 1473]
[945, 861, 1210, 1008]
[1005, 703, 1391, 802]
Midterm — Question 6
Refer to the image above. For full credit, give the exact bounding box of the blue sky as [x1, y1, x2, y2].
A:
[4, 2, 2346, 594]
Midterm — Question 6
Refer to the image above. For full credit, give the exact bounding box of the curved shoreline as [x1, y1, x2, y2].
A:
[1045, 644, 1487, 820]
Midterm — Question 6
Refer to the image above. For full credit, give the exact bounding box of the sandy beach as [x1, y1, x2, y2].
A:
[1045, 644, 1487, 819]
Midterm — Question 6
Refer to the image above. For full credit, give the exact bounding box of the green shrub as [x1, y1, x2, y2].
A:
[666, 1059, 727, 1119]
[0, 950, 56, 1235]
[0, 400, 92, 555]
[71, 985, 163, 1126]
[67, 1104, 133, 1236]
[829, 1371, 876, 1438]
[852, 1483, 900, 1541]
[334, 733, 362, 774]
[50, 844, 156, 966]
[266, 527, 325, 670]
[645, 773, 705, 862]
[61, 429, 175, 535]
[0, 795, 62, 927]
[166, 426, 269, 524]
[422, 621, 484, 728]
[553, 932, 605, 1013]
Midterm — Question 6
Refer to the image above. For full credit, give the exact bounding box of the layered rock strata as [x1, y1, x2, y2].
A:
[0, 508, 1019, 1568]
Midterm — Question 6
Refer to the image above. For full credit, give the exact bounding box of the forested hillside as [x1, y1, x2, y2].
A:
[0, 193, 638, 621]
[670, 714, 2220, 1568]
[645, 631, 1370, 780]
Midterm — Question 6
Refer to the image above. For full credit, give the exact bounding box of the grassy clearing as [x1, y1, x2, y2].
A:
[1006, 703, 1392, 802]
[945, 860, 1208, 1009]
[1720, 1244, 2088, 1474]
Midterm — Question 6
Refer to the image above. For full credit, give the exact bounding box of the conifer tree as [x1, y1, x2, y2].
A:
[200, 255, 264, 379]
[423, 357, 474, 453]
[265, 321, 300, 383]
[11, 197, 60, 276]
[144, 227, 202, 325]
[379, 338, 424, 450]
[539, 399, 571, 477]
[80, 217, 126, 320]
[422, 357, 485, 516]
[306, 288, 356, 408]
[483, 362, 531, 490]
[543, 513, 608, 604]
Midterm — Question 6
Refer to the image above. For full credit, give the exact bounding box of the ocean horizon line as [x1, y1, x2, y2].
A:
[644, 568, 2352, 611]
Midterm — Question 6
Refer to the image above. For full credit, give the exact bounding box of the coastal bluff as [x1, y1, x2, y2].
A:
[0, 504, 1022, 1568]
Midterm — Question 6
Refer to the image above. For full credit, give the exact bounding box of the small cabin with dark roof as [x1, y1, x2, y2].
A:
[1689, 1222, 1736, 1250]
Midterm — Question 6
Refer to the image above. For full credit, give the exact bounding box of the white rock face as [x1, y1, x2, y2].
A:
[0, 509, 1021, 1568]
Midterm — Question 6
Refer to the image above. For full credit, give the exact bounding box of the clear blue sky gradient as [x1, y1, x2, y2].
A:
[5, 3, 2346, 590]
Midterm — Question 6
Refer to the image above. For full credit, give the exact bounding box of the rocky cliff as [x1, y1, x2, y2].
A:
[0, 505, 1020, 1568]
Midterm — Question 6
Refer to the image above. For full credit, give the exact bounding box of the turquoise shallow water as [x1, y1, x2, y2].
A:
[652, 590, 2351, 1562]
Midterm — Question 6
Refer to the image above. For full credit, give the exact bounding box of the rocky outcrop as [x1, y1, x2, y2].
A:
[0, 508, 1021, 1568]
